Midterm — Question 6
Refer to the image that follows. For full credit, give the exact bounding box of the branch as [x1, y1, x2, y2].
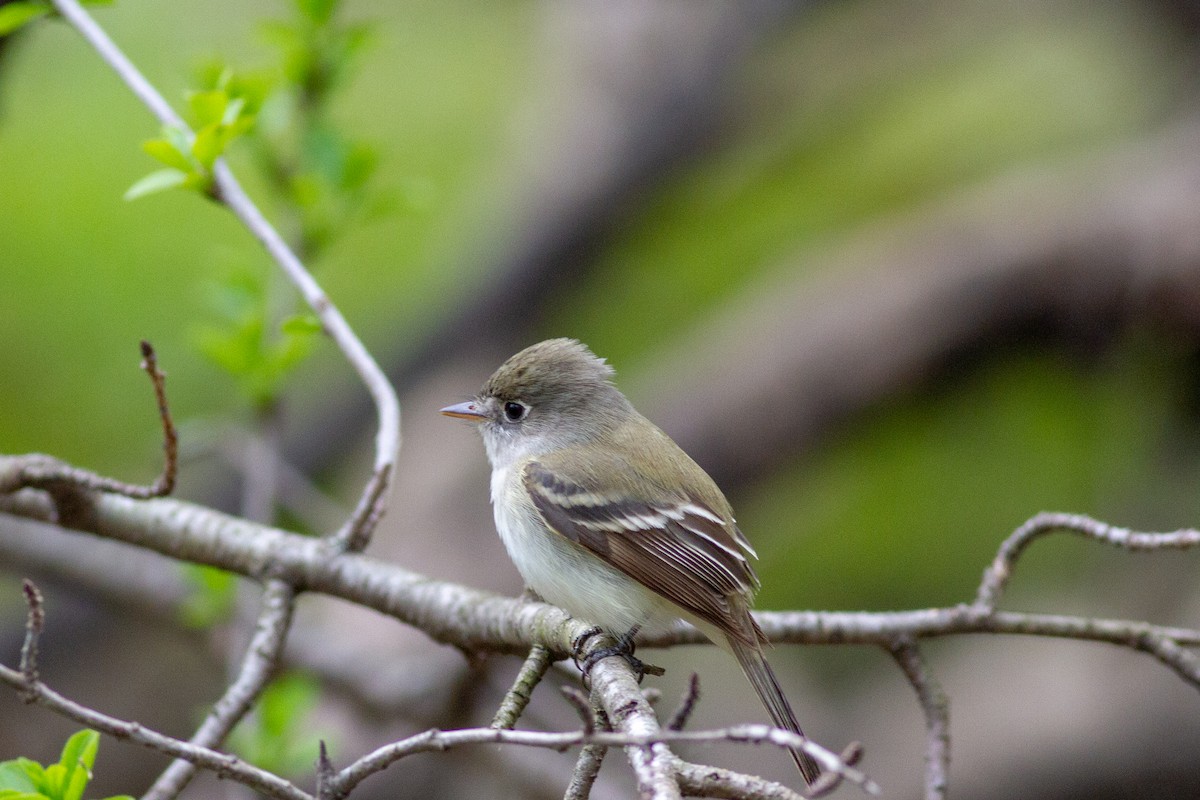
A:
[642, 119, 1200, 492]
[491, 644, 554, 730]
[974, 511, 1200, 612]
[46, 0, 399, 551]
[887, 639, 949, 800]
[143, 580, 298, 800]
[2, 582, 312, 800]
[5, 490, 1200, 794]
[323, 721, 877, 800]
[138, 340, 178, 496]
[673, 757, 807, 800]
[563, 697, 610, 800]
[3, 491, 1198, 675]
[666, 674, 702, 732]
[0, 343, 177, 500]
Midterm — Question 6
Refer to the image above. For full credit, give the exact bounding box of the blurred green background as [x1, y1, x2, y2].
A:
[3, 0, 1200, 798]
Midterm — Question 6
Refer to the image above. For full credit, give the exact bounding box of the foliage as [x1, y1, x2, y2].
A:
[192, 262, 321, 411]
[227, 672, 324, 778]
[0, 730, 131, 800]
[178, 563, 239, 628]
[129, 0, 383, 413]
[0, 0, 110, 35]
[125, 68, 262, 201]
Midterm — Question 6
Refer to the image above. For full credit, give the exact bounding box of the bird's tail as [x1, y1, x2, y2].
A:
[728, 635, 822, 786]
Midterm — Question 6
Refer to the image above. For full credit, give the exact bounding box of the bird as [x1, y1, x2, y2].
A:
[441, 337, 821, 785]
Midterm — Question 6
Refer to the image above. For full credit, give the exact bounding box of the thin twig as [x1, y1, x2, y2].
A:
[888, 639, 949, 800]
[315, 741, 336, 800]
[5, 490, 1199, 665]
[563, 742, 608, 800]
[138, 340, 178, 497]
[560, 686, 597, 736]
[0, 343, 178, 500]
[47, 0, 400, 551]
[492, 644, 555, 729]
[667, 674, 701, 731]
[323, 722, 877, 799]
[975, 512, 1200, 612]
[143, 581, 298, 800]
[564, 704, 611, 800]
[19, 579, 44, 698]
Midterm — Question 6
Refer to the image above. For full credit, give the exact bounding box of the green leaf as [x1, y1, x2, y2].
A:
[191, 124, 224, 170]
[229, 671, 324, 775]
[187, 89, 228, 128]
[39, 766, 63, 800]
[162, 126, 194, 163]
[0, 2, 49, 35]
[179, 564, 238, 628]
[259, 673, 320, 737]
[181, 170, 214, 195]
[279, 314, 321, 335]
[295, 0, 336, 24]
[141, 138, 195, 171]
[221, 96, 247, 127]
[57, 730, 97, 800]
[0, 792, 49, 800]
[124, 169, 188, 201]
[0, 760, 40, 793]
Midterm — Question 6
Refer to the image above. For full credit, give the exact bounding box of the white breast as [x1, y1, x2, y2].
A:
[490, 463, 672, 636]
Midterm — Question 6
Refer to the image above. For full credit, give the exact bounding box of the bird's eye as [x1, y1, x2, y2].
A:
[503, 401, 528, 422]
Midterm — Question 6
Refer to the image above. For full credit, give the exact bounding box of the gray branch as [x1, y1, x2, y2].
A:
[142, 580, 298, 800]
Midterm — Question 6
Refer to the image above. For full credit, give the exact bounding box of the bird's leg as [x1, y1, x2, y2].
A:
[571, 625, 605, 654]
[573, 625, 665, 683]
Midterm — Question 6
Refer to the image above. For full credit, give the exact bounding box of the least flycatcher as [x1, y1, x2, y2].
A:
[442, 338, 821, 784]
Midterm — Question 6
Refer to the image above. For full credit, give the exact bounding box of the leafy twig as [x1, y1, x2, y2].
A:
[46, 0, 399, 551]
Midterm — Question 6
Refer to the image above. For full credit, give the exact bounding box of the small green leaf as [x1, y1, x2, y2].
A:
[279, 314, 321, 335]
[162, 125, 194, 162]
[124, 169, 188, 201]
[178, 564, 237, 628]
[295, 0, 336, 24]
[57, 730, 98, 800]
[181, 170, 214, 195]
[187, 89, 228, 128]
[39, 765, 63, 800]
[259, 673, 320, 736]
[0, 760, 39, 793]
[141, 138, 195, 171]
[0, 791, 48, 800]
[221, 96, 247, 127]
[191, 124, 224, 170]
[0, 2, 49, 35]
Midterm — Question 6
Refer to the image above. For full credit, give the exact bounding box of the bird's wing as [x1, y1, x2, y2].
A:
[522, 454, 762, 644]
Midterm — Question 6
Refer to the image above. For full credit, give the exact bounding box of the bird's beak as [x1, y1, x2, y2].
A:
[440, 401, 487, 422]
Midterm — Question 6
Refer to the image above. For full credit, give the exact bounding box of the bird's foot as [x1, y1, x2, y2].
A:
[572, 626, 665, 683]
